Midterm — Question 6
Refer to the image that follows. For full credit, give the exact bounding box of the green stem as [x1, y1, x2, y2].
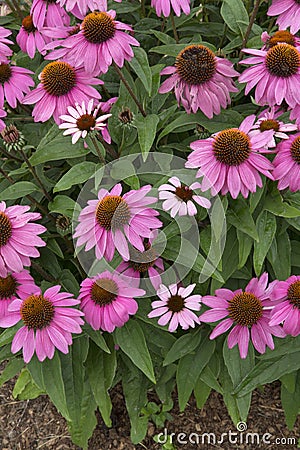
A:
[0, 166, 52, 220]
[170, 12, 179, 43]
[90, 135, 106, 164]
[113, 62, 147, 117]
[239, 0, 262, 61]
[0, 147, 23, 163]
[19, 148, 53, 202]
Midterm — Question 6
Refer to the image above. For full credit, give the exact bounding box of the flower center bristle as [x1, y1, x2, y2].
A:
[228, 292, 263, 326]
[268, 31, 296, 48]
[129, 242, 157, 273]
[167, 294, 184, 313]
[266, 44, 300, 77]
[91, 278, 118, 306]
[291, 136, 300, 164]
[76, 114, 96, 131]
[0, 63, 12, 84]
[259, 119, 280, 132]
[175, 185, 194, 202]
[20, 294, 54, 329]
[0, 212, 12, 247]
[22, 15, 36, 33]
[95, 195, 130, 231]
[83, 12, 116, 44]
[287, 281, 300, 309]
[175, 45, 216, 85]
[213, 129, 251, 166]
[41, 61, 76, 97]
[0, 275, 17, 299]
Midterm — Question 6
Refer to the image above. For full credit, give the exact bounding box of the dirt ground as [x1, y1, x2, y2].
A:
[0, 375, 299, 450]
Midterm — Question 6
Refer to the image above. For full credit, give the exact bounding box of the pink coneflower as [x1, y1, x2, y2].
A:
[272, 132, 300, 191]
[0, 27, 13, 62]
[0, 270, 36, 324]
[59, 99, 112, 144]
[268, 0, 300, 34]
[158, 176, 211, 217]
[200, 273, 286, 359]
[117, 234, 164, 290]
[45, 10, 139, 76]
[79, 270, 145, 332]
[186, 115, 274, 199]
[22, 61, 102, 124]
[151, 0, 190, 17]
[31, 0, 70, 29]
[158, 45, 238, 117]
[16, 15, 49, 59]
[249, 106, 298, 149]
[0, 61, 34, 109]
[0, 107, 6, 131]
[148, 283, 201, 332]
[269, 275, 300, 336]
[0, 202, 46, 277]
[261, 30, 300, 50]
[57, 0, 108, 19]
[0, 284, 84, 363]
[74, 183, 162, 261]
[239, 43, 300, 108]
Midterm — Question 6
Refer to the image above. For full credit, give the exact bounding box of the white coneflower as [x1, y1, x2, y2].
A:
[158, 176, 211, 218]
[59, 99, 112, 144]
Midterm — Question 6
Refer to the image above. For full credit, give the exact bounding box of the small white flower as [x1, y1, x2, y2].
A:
[158, 176, 211, 218]
[59, 99, 112, 144]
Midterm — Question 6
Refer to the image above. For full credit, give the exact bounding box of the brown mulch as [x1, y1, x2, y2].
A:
[0, 375, 299, 450]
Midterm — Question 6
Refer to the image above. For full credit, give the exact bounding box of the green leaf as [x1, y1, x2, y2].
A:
[128, 47, 152, 95]
[135, 114, 159, 161]
[291, 240, 300, 267]
[258, 335, 300, 360]
[30, 124, 87, 165]
[13, 368, 44, 400]
[220, 0, 249, 35]
[115, 321, 156, 383]
[253, 211, 276, 276]
[281, 373, 300, 429]
[53, 162, 97, 192]
[121, 355, 149, 444]
[59, 269, 80, 296]
[83, 325, 111, 353]
[233, 352, 300, 397]
[264, 189, 300, 218]
[227, 198, 259, 241]
[0, 323, 22, 346]
[237, 230, 253, 269]
[223, 341, 255, 389]
[193, 378, 211, 409]
[163, 329, 201, 366]
[86, 340, 116, 427]
[0, 358, 24, 387]
[267, 232, 291, 280]
[0, 182, 39, 200]
[60, 337, 97, 450]
[176, 335, 215, 411]
[49, 195, 76, 217]
[28, 352, 70, 420]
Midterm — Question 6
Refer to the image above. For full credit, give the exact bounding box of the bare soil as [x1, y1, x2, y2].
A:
[0, 376, 298, 450]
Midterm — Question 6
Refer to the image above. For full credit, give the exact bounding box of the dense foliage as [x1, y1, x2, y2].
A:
[0, 0, 300, 448]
